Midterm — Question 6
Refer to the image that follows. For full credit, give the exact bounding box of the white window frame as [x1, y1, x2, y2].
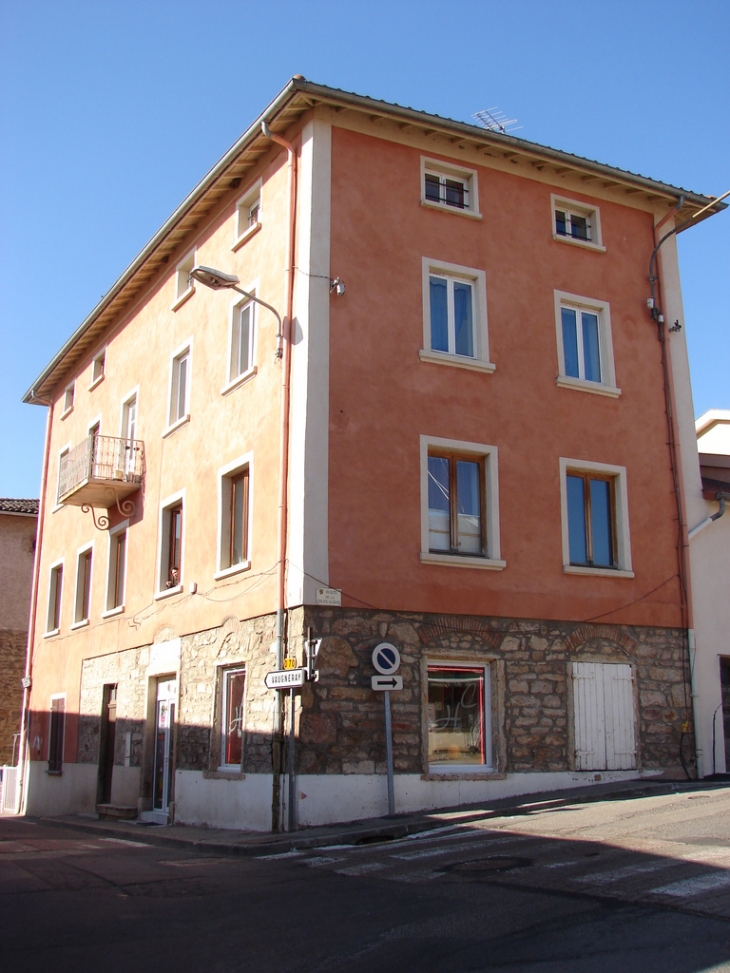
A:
[232, 179, 262, 250]
[156, 489, 185, 598]
[219, 665, 247, 770]
[54, 442, 72, 510]
[559, 457, 633, 578]
[44, 558, 64, 636]
[72, 541, 94, 628]
[551, 194, 605, 252]
[554, 290, 619, 397]
[164, 340, 192, 436]
[215, 452, 253, 579]
[421, 258, 494, 373]
[222, 286, 258, 394]
[426, 660, 493, 773]
[61, 381, 75, 418]
[420, 157, 481, 219]
[89, 348, 106, 390]
[172, 247, 196, 309]
[420, 435, 505, 570]
[103, 519, 129, 617]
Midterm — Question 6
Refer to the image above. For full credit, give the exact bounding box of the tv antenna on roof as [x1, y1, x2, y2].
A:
[473, 107, 521, 135]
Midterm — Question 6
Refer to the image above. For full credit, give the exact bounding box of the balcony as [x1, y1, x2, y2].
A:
[58, 435, 144, 514]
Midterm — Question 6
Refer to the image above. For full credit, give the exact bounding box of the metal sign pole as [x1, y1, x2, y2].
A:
[383, 689, 395, 816]
[287, 686, 296, 831]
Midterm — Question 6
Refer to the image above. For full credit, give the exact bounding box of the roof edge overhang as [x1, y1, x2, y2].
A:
[23, 76, 728, 405]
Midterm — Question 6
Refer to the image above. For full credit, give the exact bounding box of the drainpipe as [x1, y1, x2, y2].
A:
[17, 392, 54, 813]
[687, 495, 727, 540]
[261, 118, 298, 831]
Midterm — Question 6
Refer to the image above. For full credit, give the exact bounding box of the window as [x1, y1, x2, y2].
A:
[158, 493, 184, 594]
[427, 665, 491, 769]
[167, 344, 191, 429]
[420, 436, 504, 569]
[62, 382, 75, 416]
[421, 158, 480, 217]
[105, 522, 128, 613]
[90, 350, 106, 387]
[45, 562, 63, 634]
[73, 546, 93, 625]
[421, 259, 493, 372]
[48, 696, 66, 774]
[56, 445, 71, 504]
[228, 299, 255, 385]
[234, 180, 262, 247]
[217, 456, 252, 578]
[173, 248, 196, 307]
[221, 667, 246, 768]
[554, 291, 619, 396]
[551, 195, 604, 251]
[560, 458, 633, 577]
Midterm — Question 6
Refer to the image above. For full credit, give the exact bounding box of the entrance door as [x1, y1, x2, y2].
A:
[720, 659, 730, 771]
[97, 684, 117, 804]
[573, 662, 636, 770]
[152, 678, 177, 812]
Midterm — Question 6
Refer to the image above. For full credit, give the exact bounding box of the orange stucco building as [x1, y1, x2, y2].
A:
[18, 79, 725, 830]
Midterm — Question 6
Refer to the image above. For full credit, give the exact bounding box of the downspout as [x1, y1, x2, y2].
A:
[261, 118, 298, 831]
[687, 495, 727, 540]
[17, 393, 54, 813]
[649, 190, 728, 778]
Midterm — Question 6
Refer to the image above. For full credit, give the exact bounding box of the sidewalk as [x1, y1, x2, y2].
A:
[32, 776, 730, 858]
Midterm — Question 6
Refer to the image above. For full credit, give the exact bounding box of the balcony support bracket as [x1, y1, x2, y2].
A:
[81, 489, 137, 531]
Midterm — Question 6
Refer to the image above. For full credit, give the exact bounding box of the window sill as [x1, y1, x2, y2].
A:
[564, 564, 634, 579]
[60, 406, 73, 420]
[43, 628, 60, 639]
[88, 375, 105, 392]
[420, 200, 482, 220]
[213, 561, 251, 582]
[51, 503, 65, 514]
[171, 285, 195, 312]
[101, 606, 125, 619]
[70, 619, 90, 631]
[162, 414, 190, 439]
[556, 376, 621, 398]
[221, 367, 257, 397]
[422, 769, 503, 780]
[231, 221, 262, 252]
[46, 770, 63, 776]
[154, 584, 184, 601]
[421, 552, 506, 570]
[419, 349, 495, 374]
[204, 769, 245, 780]
[552, 232, 606, 253]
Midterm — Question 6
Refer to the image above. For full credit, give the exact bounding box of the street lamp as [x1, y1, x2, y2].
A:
[189, 265, 283, 356]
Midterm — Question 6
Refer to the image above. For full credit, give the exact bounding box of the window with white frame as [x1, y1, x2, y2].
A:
[220, 667, 246, 768]
[158, 494, 184, 593]
[56, 445, 71, 504]
[421, 158, 480, 217]
[217, 456, 252, 576]
[421, 259, 493, 372]
[234, 180, 262, 246]
[90, 350, 106, 387]
[560, 458, 633, 576]
[168, 345, 191, 427]
[229, 298, 255, 385]
[46, 561, 63, 633]
[173, 248, 196, 306]
[554, 291, 618, 396]
[105, 522, 128, 613]
[427, 664, 492, 769]
[48, 695, 66, 774]
[73, 545, 93, 625]
[62, 382, 75, 416]
[420, 436, 504, 569]
[551, 195, 603, 251]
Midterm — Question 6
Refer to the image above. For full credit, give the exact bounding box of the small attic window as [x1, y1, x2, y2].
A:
[90, 350, 106, 388]
[62, 382, 75, 417]
[233, 181, 262, 249]
[173, 249, 196, 308]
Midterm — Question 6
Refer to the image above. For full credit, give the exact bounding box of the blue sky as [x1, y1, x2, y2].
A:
[1, 0, 728, 498]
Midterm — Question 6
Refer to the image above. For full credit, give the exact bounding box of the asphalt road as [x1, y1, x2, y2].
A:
[4, 786, 730, 972]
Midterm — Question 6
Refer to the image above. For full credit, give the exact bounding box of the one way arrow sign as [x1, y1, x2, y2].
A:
[371, 675, 403, 691]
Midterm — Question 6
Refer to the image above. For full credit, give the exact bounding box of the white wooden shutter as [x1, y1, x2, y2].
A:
[573, 662, 636, 771]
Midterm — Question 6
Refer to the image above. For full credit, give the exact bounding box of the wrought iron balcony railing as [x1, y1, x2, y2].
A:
[58, 434, 144, 511]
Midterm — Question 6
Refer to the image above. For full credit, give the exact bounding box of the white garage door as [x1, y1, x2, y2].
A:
[573, 662, 636, 771]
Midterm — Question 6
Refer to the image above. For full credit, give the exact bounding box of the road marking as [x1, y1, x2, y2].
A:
[391, 841, 483, 861]
[335, 862, 385, 876]
[391, 870, 443, 883]
[650, 872, 730, 898]
[303, 856, 345, 867]
[98, 837, 149, 848]
[256, 850, 304, 860]
[574, 859, 676, 885]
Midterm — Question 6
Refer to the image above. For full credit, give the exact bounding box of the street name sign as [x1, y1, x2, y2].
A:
[265, 668, 306, 690]
[371, 675, 403, 691]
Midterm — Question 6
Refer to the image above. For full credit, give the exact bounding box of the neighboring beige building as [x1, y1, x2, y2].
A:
[0, 499, 38, 766]
[688, 411, 730, 777]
